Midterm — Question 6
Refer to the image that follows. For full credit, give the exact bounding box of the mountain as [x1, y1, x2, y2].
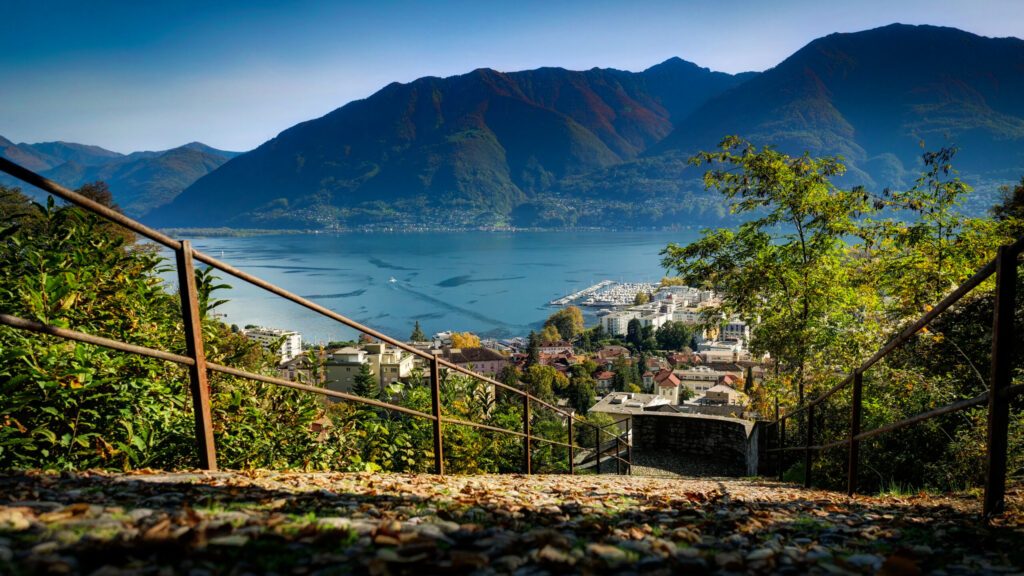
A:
[0, 138, 240, 217]
[651, 24, 1024, 196]
[146, 60, 753, 228]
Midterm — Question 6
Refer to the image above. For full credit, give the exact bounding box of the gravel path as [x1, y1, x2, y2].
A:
[0, 470, 1021, 574]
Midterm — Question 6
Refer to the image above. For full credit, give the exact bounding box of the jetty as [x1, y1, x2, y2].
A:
[549, 280, 614, 306]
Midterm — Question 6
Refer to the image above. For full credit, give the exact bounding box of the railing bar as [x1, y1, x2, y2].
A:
[204, 361, 437, 420]
[0, 313, 195, 366]
[191, 250, 432, 360]
[439, 359, 581, 420]
[0, 157, 182, 250]
[438, 360, 537, 401]
[442, 416, 578, 448]
[767, 388, 1015, 453]
[0, 313, 623, 452]
[852, 393, 989, 443]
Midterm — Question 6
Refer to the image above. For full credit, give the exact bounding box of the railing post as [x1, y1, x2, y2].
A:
[774, 396, 780, 478]
[778, 416, 785, 481]
[523, 394, 532, 474]
[595, 426, 601, 474]
[616, 437, 622, 475]
[804, 403, 815, 488]
[626, 419, 632, 475]
[568, 416, 575, 475]
[847, 370, 863, 496]
[429, 357, 444, 475]
[985, 244, 1016, 516]
[175, 240, 217, 471]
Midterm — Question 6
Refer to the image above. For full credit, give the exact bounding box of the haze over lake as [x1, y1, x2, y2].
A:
[162, 230, 700, 344]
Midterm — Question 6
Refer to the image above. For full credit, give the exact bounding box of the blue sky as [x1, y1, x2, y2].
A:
[2, 0, 1022, 153]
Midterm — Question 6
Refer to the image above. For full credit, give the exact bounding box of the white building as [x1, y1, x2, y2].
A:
[721, 320, 750, 343]
[589, 392, 669, 433]
[600, 310, 640, 336]
[242, 326, 302, 362]
[674, 365, 729, 395]
[324, 343, 415, 395]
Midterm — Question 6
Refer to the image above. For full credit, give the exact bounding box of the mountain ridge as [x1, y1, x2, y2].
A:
[6, 24, 1024, 229]
[0, 138, 240, 217]
[146, 58, 753, 228]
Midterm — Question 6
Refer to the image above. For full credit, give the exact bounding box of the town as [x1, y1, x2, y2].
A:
[239, 279, 764, 471]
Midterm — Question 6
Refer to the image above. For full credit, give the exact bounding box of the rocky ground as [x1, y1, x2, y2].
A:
[0, 470, 1021, 575]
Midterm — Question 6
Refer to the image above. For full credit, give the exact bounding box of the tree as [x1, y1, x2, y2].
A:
[662, 136, 873, 402]
[525, 331, 541, 368]
[578, 330, 593, 353]
[351, 363, 378, 398]
[450, 332, 481, 348]
[544, 306, 584, 340]
[75, 182, 135, 244]
[626, 318, 643, 349]
[410, 321, 427, 342]
[0, 186, 42, 233]
[611, 357, 635, 391]
[863, 148, 998, 320]
[633, 291, 650, 305]
[538, 324, 561, 343]
[569, 377, 596, 415]
[656, 321, 693, 351]
[524, 364, 567, 401]
[993, 176, 1024, 237]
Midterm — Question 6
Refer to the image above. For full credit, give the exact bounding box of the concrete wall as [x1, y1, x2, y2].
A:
[632, 412, 757, 476]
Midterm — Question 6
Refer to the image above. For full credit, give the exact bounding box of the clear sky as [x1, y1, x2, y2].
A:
[2, 0, 1021, 153]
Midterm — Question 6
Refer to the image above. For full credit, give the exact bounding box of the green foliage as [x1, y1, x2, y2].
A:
[625, 318, 643, 349]
[538, 324, 561, 343]
[611, 357, 637, 392]
[663, 136, 874, 402]
[575, 412, 619, 448]
[568, 376, 596, 415]
[525, 331, 541, 368]
[655, 321, 693, 351]
[668, 138, 1024, 492]
[351, 363, 378, 398]
[544, 306, 584, 341]
[0, 195, 191, 470]
[523, 365, 567, 403]
[409, 321, 427, 342]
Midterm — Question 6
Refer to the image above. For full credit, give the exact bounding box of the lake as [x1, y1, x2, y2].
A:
[161, 230, 701, 344]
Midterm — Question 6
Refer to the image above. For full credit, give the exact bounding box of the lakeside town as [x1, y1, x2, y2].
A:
[240, 279, 764, 445]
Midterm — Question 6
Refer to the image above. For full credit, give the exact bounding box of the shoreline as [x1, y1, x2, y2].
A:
[157, 225, 706, 238]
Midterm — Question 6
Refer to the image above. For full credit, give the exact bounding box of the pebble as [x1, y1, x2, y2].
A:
[587, 543, 627, 563]
[845, 553, 883, 570]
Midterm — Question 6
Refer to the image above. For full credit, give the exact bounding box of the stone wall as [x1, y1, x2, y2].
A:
[632, 412, 757, 476]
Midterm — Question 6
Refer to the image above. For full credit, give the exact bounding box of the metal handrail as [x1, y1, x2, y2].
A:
[0, 157, 631, 476]
[766, 234, 1022, 517]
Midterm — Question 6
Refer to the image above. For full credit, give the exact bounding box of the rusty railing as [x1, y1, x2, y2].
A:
[0, 157, 632, 476]
[767, 236, 1024, 516]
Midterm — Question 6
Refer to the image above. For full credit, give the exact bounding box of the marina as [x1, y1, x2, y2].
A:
[582, 282, 660, 307]
[548, 280, 614, 306]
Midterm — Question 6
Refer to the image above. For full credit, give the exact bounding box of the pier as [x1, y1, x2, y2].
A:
[549, 280, 614, 306]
